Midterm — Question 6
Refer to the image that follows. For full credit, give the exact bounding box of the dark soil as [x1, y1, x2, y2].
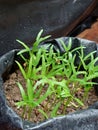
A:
[4, 69, 98, 123]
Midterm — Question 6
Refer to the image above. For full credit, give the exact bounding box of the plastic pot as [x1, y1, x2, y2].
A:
[0, 0, 97, 56]
[0, 37, 98, 130]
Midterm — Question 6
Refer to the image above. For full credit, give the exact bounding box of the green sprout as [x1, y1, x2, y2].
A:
[15, 29, 98, 122]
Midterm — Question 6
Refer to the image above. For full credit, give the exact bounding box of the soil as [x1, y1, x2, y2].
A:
[4, 69, 98, 123]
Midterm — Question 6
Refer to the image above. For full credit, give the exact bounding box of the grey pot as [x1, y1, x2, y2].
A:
[0, 37, 98, 130]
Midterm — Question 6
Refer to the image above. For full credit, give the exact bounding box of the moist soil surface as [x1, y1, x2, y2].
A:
[4, 69, 98, 123]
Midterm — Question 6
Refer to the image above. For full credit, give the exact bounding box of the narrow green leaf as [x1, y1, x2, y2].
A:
[38, 109, 48, 119]
[15, 61, 27, 79]
[79, 56, 87, 70]
[37, 88, 52, 105]
[84, 51, 96, 61]
[17, 49, 29, 55]
[16, 82, 27, 101]
[27, 100, 39, 108]
[34, 49, 42, 67]
[42, 55, 46, 76]
[86, 73, 98, 81]
[16, 40, 30, 51]
[74, 98, 84, 106]
[15, 101, 27, 108]
[20, 54, 27, 62]
[27, 79, 33, 101]
[51, 102, 60, 118]
[36, 29, 43, 41]
[27, 56, 33, 78]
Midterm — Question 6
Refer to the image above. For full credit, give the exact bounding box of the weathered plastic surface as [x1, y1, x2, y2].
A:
[92, 1, 98, 17]
[0, 37, 98, 130]
[0, 0, 33, 4]
[0, 0, 97, 56]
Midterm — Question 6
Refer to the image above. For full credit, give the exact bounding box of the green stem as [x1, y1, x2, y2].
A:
[28, 107, 32, 121]
[63, 97, 71, 114]
[22, 106, 26, 119]
[83, 89, 89, 103]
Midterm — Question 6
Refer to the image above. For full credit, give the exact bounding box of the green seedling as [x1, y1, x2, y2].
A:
[16, 29, 98, 122]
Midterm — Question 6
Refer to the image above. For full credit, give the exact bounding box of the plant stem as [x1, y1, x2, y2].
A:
[22, 106, 26, 119]
[63, 97, 71, 114]
[83, 89, 89, 103]
[28, 107, 33, 121]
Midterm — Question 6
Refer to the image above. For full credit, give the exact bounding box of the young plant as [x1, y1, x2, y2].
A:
[16, 30, 98, 122]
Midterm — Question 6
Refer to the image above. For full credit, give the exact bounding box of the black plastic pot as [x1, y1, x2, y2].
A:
[1, 37, 98, 130]
[0, 0, 97, 56]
